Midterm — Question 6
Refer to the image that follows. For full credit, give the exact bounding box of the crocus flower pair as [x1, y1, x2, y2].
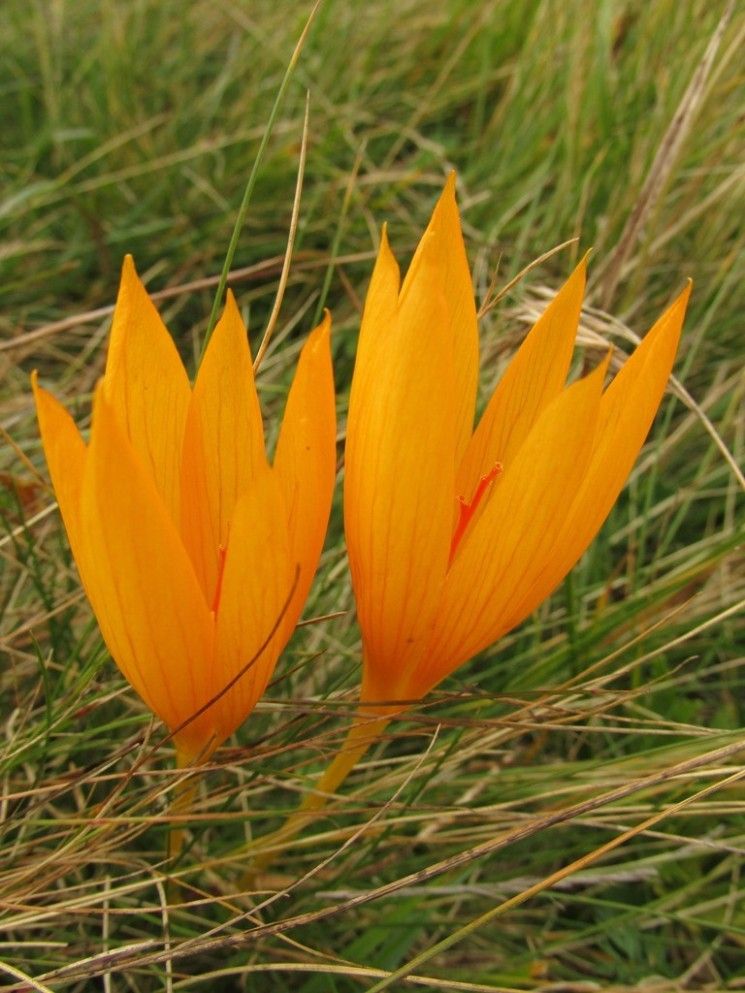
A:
[33, 177, 689, 779]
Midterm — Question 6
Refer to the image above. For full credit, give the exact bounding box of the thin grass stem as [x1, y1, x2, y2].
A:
[200, 1, 322, 361]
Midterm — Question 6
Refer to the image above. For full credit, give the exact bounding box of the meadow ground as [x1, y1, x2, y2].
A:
[1, 1, 744, 990]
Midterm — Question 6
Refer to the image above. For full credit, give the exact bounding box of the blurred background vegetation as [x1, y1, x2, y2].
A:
[1, 0, 743, 990]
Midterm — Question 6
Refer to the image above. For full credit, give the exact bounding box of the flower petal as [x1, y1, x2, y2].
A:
[354, 225, 400, 378]
[180, 290, 268, 602]
[273, 312, 336, 622]
[401, 173, 479, 463]
[103, 256, 191, 524]
[32, 374, 86, 567]
[504, 285, 689, 626]
[214, 463, 294, 741]
[346, 233, 457, 703]
[456, 257, 587, 502]
[81, 386, 215, 761]
[416, 357, 609, 695]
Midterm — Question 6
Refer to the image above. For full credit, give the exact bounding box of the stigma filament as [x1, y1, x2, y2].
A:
[449, 463, 503, 565]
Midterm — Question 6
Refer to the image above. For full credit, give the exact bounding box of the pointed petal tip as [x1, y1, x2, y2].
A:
[597, 348, 613, 382]
[654, 280, 691, 328]
[669, 285, 691, 329]
[399, 229, 444, 307]
[583, 349, 612, 394]
[207, 288, 249, 360]
[30, 370, 53, 425]
[433, 170, 459, 218]
[378, 222, 398, 267]
[677, 279, 693, 309]
[567, 252, 589, 290]
[31, 369, 53, 418]
[645, 281, 691, 351]
[222, 287, 241, 320]
[121, 254, 137, 279]
[305, 308, 333, 353]
[32, 371, 73, 426]
[117, 253, 146, 303]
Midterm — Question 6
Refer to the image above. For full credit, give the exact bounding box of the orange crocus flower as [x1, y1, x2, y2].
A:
[247, 177, 689, 876]
[33, 257, 336, 766]
[346, 174, 689, 711]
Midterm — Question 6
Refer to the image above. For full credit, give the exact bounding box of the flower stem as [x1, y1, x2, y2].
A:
[247, 711, 392, 877]
[167, 747, 200, 865]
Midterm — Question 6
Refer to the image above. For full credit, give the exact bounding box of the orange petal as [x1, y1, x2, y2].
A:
[180, 290, 268, 602]
[416, 357, 609, 696]
[502, 285, 690, 627]
[80, 386, 215, 761]
[273, 312, 336, 622]
[401, 173, 479, 463]
[213, 463, 294, 741]
[353, 225, 400, 381]
[456, 256, 587, 503]
[346, 234, 457, 704]
[103, 256, 191, 524]
[32, 374, 87, 568]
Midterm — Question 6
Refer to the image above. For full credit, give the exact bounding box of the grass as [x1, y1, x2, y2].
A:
[1, 0, 744, 990]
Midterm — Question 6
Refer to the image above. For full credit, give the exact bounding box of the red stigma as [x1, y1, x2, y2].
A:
[449, 463, 503, 566]
[211, 544, 228, 615]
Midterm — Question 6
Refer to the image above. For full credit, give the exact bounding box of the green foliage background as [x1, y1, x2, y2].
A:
[1, 1, 743, 990]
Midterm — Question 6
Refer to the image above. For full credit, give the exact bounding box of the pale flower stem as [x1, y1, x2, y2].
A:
[248, 712, 392, 877]
[167, 748, 200, 865]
